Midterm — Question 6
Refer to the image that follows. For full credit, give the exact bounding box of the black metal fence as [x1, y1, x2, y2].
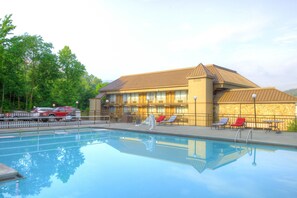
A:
[1, 112, 296, 131]
[104, 111, 296, 131]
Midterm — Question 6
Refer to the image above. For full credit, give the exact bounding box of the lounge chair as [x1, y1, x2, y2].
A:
[160, 115, 177, 125]
[230, 117, 245, 129]
[211, 117, 229, 130]
[156, 115, 166, 124]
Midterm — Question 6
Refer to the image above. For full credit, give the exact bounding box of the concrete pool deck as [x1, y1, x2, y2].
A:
[0, 122, 297, 148]
[101, 123, 297, 148]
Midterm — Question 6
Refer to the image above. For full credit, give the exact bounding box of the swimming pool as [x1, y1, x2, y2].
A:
[0, 128, 297, 197]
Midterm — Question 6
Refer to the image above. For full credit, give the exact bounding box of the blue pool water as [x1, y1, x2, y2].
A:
[0, 129, 297, 198]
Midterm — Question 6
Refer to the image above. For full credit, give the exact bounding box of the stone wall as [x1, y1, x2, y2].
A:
[215, 103, 296, 116]
[214, 103, 296, 130]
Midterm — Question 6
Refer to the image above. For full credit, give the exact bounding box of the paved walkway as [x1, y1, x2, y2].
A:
[102, 123, 297, 148]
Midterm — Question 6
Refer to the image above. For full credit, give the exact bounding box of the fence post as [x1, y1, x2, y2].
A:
[294, 115, 297, 129]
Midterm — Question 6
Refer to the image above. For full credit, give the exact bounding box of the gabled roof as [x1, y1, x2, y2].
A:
[100, 63, 258, 92]
[215, 87, 297, 104]
[187, 63, 214, 79]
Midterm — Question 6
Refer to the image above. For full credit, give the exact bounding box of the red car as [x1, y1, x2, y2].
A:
[40, 106, 77, 122]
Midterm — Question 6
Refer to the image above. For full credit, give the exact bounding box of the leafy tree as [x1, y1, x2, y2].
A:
[0, 14, 106, 112]
[52, 46, 86, 106]
[0, 14, 16, 112]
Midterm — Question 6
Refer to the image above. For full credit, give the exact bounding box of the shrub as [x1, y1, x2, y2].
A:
[287, 120, 297, 132]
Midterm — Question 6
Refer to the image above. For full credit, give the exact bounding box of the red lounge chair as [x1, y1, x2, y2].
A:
[230, 117, 245, 129]
[156, 115, 166, 124]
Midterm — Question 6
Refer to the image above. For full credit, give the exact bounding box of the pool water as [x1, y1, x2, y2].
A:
[0, 129, 297, 198]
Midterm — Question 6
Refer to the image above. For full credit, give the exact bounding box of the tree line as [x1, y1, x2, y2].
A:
[0, 14, 107, 112]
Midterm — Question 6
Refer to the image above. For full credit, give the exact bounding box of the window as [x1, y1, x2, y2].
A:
[176, 106, 188, 114]
[131, 106, 138, 113]
[148, 106, 155, 114]
[123, 94, 130, 103]
[156, 92, 166, 102]
[109, 94, 116, 103]
[147, 92, 155, 102]
[109, 106, 116, 113]
[123, 107, 130, 113]
[157, 106, 165, 114]
[131, 93, 139, 102]
[175, 90, 187, 102]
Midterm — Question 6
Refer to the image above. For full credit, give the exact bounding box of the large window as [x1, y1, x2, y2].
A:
[175, 90, 187, 102]
[156, 92, 166, 102]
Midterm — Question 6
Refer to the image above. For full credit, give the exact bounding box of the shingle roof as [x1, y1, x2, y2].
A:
[187, 63, 214, 79]
[206, 64, 258, 87]
[100, 64, 258, 92]
[215, 87, 297, 104]
[100, 67, 192, 91]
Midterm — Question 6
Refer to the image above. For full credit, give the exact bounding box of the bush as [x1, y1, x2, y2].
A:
[287, 120, 297, 132]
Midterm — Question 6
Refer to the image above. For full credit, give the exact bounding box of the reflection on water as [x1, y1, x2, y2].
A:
[0, 129, 294, 197]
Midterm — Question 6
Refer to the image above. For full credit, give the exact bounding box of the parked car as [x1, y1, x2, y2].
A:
[39, 106, 79, 122]
[31, 107, 53, 120]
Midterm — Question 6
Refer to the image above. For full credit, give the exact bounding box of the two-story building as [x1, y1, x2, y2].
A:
[90, 63, 297, 128]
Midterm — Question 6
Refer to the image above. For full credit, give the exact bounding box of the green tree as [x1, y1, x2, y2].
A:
[52, 46, 85, 106]
[0, 14, 16, 112]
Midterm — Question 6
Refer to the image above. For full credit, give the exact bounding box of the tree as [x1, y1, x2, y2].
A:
[1, 14, 105, 112]
[0, 14, 16, 112]
[52, 46, 86, 106]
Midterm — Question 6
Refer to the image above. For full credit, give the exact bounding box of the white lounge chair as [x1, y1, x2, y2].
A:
[160, 115, 177, 125]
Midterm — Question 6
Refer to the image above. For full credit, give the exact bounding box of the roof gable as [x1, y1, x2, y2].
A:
[187, 63, 214, 79]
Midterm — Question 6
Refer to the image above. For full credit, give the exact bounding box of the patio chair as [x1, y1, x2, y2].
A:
[156, 115, 166, 124]
[211, 117, 229, 130]
[230, 117, 246, 129]
[160, 115, 177, 125]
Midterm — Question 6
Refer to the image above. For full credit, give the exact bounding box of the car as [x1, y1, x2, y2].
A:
[39, 106, 79, 122]
[31, 107, 54, 121]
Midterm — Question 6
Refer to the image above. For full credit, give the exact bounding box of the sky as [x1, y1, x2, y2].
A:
[1, 0, 297, 91]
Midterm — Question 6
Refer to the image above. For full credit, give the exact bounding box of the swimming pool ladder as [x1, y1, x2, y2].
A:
[234, 129, 242, 142]
[246, 129, 253, 144]
[234, 129, 253, 144]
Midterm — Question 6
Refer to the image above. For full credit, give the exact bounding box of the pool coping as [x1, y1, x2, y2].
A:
[0, 123, 297, 148]
[95, 123, 297, 149]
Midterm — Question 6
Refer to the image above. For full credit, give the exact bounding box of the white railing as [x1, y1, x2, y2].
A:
[0, 115, 110, 130]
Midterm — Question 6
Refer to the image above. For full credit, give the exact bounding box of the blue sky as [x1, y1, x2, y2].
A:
[1, 0, 297, 90]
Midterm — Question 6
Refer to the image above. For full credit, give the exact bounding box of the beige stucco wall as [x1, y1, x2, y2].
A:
[89, 98, 101, 120]
[188, 77, 213, 126]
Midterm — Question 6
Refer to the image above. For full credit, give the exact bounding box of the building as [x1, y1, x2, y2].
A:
[90, 63, 297, 129]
